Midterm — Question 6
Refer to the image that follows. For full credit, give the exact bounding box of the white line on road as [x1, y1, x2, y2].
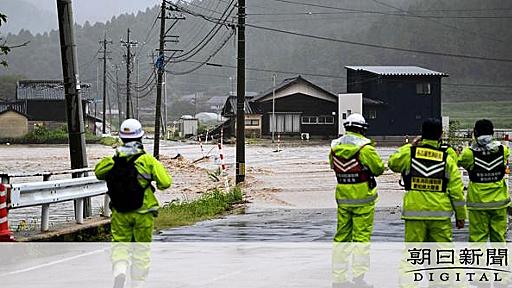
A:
[0, 248, 106, 277]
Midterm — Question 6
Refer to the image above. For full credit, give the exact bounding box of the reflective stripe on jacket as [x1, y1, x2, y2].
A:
[458, 142, 510, 210]
[329, 132, 385, 207]
[388, 139, 466, 220]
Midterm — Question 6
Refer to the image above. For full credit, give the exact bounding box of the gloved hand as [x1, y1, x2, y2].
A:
[456, 219, 465, 229]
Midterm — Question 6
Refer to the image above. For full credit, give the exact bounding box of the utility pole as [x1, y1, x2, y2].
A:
[114, 65, 121, 130]
[56, 0, 90, 217]
[272, 73, 276, 143]
[121, 28, 137, 119]
[163, 70, 168, 138]
[99, 32, 112, 134]
[153, 1, 184, 158]
[136, 58, 140, 119]
[154, 0, 166, 159]
[236, 0, 246, 184]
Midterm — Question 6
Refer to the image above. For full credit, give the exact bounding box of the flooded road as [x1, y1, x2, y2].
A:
[155, 208, 471, 242]
[156, 140, 481, 242]
[2, 139, 506, 241]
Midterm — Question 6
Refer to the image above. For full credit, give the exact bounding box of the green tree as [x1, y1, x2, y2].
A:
[0, 12, 29, 67]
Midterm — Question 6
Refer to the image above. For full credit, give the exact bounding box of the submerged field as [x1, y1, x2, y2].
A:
[443, 101, 512, 129]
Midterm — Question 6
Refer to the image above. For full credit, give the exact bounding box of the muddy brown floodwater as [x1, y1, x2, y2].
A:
[2, 139, 506, 241]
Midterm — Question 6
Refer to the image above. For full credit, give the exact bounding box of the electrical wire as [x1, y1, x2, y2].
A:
[369, 0, 507, 44]
[166, 0, 235, 64]
[166, 29, 235, 75]
[244, 23, 512, 63]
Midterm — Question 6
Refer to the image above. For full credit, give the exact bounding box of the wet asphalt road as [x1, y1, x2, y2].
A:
[155, 208, 471, 242]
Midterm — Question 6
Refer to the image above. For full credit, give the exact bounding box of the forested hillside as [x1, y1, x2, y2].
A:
[1, 0, 510, 110]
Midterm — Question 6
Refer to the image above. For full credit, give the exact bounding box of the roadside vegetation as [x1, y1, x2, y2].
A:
[48, 186, 244, 241]
[0, 125, 124, 145]
[154, 186, 244, 230]
[443, 101, 512, 129]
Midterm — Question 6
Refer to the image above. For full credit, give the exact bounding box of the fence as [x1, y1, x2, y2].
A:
[0, 168, 109, 232]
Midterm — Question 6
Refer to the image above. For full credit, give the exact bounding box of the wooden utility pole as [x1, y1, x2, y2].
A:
[121, 28, 137, 119]
[236, 0, 246, 184]
[56, 0, 90, 217]
[154, 0, 166, 159]
[99, 32, 112, 133]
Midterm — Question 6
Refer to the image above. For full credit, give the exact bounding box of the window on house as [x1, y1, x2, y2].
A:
[415, 115, 422, 120]
[416, 83, 431, 95]
[302, 116, 315, 124]
[302, 116, 334, 125]
[245, 119, 260, 126]
[342, 113, 347, 120]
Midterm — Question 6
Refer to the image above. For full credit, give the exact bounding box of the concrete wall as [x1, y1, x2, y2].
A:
[0, 111, 28, 138]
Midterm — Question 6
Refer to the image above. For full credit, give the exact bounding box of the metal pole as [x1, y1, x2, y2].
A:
[56, 0, 90, 218]
[154, 0, 166, 159]
[102, 33, 109, 133]
[136, 58, 140, 119]
[272, 73, 276, 143]
[163, 70, 168, 138]
[116, 67, 121, 131]
[126, 28, 131, 119]
[236, 0, 246, 184]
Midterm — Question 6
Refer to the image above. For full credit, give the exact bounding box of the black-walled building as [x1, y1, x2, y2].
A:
[15, 80, 97, 131]
[252, 76, 339, 137]
[345, 66, 447, 136]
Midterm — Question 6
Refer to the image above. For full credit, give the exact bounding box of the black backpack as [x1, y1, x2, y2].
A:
[106, 153, 150, 212]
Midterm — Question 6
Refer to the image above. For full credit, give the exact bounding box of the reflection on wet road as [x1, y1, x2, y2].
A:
[155, 208, 470, 242]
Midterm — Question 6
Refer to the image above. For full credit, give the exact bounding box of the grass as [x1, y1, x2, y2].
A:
[99, 135, 121, 146]
[154, 186, 244, 231]
[443, 101, 512, 129]
[0, 125, 102, 144]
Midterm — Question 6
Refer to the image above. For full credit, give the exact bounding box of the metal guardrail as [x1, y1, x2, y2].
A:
[5, 176, 110, 232]
[0, 168, 93, 183]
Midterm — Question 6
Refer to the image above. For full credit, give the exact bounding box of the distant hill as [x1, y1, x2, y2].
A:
[0, 0, 510, 114]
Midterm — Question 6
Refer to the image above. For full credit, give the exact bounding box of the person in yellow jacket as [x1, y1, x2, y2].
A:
[329, 113, 385, 242]
[329, 113, 384, 287]
[95, 119, 172, 288]
[388, 118, 466, 242]
[458, 119, 510, 242]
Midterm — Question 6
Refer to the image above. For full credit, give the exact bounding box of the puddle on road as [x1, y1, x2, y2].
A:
[154, 208, 471, 242]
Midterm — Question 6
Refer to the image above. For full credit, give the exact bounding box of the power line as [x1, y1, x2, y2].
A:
[178, 0, 224, 49]
[266, 0, 507, 44]
[244, 23, 512, 63]
[180, 59, 512, 89]
[171, 3, 512, 63]
[368, 0, 506, 44]
[246, 11, 512, 19]
[169, 0, 236, 62]
[167, 29, 235, 75]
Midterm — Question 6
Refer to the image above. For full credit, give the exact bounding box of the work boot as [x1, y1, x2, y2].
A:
[113, 273, 126, 288]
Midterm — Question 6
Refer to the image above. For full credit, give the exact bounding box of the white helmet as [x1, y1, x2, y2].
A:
[119, 119, 144, 139]
[343, 113, 368, 130]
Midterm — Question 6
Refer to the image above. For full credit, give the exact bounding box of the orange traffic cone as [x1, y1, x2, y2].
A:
[0, 183, 15, 242]
[506, 160, 510, 175]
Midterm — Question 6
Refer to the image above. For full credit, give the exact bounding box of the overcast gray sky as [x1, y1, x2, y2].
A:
[1, 0, 160, 34]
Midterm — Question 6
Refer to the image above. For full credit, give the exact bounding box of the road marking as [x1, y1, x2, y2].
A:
[0, 248, 106, 276]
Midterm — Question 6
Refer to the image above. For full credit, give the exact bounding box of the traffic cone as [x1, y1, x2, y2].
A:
[506, 160, 510, 175]
[0, 183, 15, 242]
